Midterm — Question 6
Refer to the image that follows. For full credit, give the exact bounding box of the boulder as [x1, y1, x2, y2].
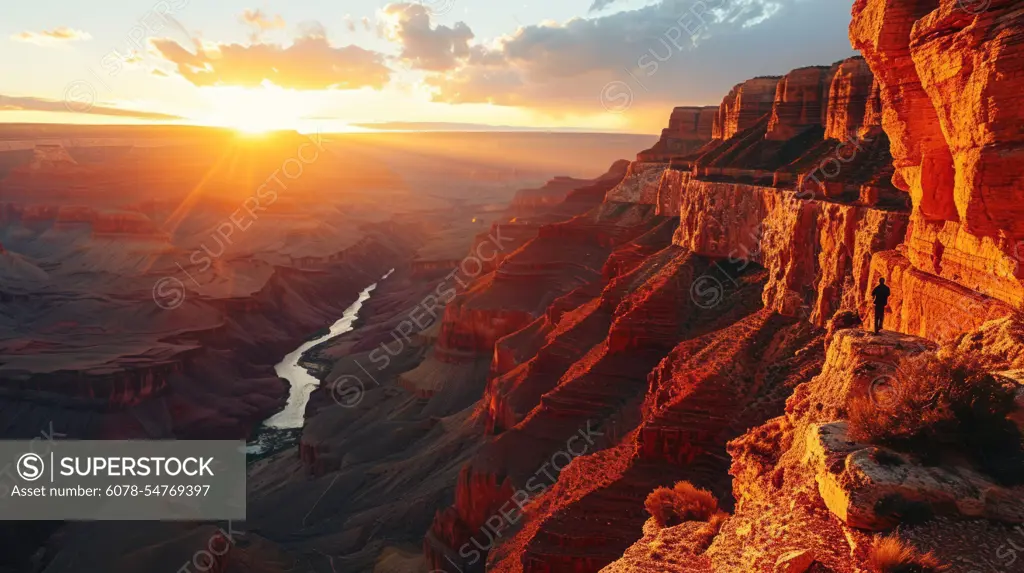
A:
[806, 421, 1024, 531]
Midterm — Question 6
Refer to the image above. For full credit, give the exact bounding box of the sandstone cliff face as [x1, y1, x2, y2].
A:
[825, 57, 876, 140]
[713, 77, 782, 140]
[850, 0, 959, 223]
[851, 0, 1024, 330]
[637, 107, 717, 162]
[673, 179, 908, 325]
[604, 162, 665, 204]
[767, 66, 836, 141]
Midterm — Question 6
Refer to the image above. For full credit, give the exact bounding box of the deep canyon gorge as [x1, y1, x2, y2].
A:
[2, 0, 1024, 572]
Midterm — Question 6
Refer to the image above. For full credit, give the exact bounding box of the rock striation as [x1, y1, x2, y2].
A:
[766, 66, 836, 141]
[637, 107, 717, 162]
[851, 0, 1024, 336]
[713, 77, 782, 140]
[824, 57, 876, 141]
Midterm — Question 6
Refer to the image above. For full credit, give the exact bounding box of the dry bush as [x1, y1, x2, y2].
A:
[645, 481, 719, 527]
[848, 352, 1021, 481]
[690, 511, 728, 553]
[868, 535, 945, 573]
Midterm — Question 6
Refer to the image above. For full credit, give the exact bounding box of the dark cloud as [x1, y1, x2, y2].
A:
[383, 3, 474, 72]
[587, 0, 622, 12]
[409, 0, 855, 128]
[151, 30, 392, 90]
[0, 94, 182, 120]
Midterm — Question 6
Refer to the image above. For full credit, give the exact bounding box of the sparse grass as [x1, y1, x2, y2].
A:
[868, 535, 946, 573]
[645, 481, 719, 527]
[848, 352, 1022, 482]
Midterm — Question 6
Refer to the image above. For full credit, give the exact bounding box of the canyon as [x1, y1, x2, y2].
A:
[4, 0, 1024, 572]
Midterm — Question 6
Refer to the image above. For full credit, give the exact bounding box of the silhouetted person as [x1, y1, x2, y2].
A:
[870, 278, 891, 334]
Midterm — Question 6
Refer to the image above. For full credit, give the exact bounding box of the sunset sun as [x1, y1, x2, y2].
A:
[201, 85, 304, 134]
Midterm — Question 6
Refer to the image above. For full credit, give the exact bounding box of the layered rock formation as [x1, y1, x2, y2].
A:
[851, 0, 1024, 340]
[26, 1, 1024, 571]
[766, 66, 836, 141]
[713, 77, 782, 140]
[824, 57, 877, 140]
[637, 107, 717, 162]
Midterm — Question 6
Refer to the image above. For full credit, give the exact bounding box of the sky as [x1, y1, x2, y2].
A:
[0, 0, 858, 133]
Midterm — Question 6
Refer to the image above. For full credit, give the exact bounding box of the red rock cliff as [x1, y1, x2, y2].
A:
[637, 107, 717, 162]
[766, 66, 836, 141]
[852, 0, 1024, 339]
[712, 77, 782, 140]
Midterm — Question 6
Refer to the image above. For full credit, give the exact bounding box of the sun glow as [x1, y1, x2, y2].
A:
[198, 85, 307, 134]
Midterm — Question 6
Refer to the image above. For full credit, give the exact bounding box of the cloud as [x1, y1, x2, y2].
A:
[240, 9, 285, 31]
[11, 27, 92, 45]
[0, 94, 182, 120]
[240, 9, 285, 40]
[151, 28, 392, 90]
[408, 0, 854, 127]
[587, 0, 622, 12]
[382, 3, 474, 71]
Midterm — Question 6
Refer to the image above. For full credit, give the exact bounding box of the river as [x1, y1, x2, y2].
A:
[246, 269, 393, 458]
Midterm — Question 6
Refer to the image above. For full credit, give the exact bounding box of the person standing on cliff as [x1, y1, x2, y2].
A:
[870, 278, 891, 334]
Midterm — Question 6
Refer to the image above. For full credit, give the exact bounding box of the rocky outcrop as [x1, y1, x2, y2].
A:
[825, 57, 876, 140]
[672, 179, 908, 325]
[637, 107, 717, 162]
[767, 66, 836, 141]
[713, 77, 782, 140]
[851, 0, 1024, 330]
[512, 160, 629, 214]
[604, 162, 665, 204]
[807, 421, 1024, 531]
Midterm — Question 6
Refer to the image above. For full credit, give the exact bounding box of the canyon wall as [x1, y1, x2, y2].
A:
[427, 4, 1023, 570]
[850, 0, 1023, 340]
[637, 107, 717, 162]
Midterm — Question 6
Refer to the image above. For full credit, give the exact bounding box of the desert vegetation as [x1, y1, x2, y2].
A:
[867, 535, 946, 573]
[848, 352, 1022, 482]
[644, 481, 721, 527]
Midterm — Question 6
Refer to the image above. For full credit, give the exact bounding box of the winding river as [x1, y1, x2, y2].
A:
[246, 269, 393, 457]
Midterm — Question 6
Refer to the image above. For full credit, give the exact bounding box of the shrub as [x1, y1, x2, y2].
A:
[644, 481, 719, 527]
[690, 511, 728, 552]
[868, 535, 945, 573]
[848, 352, 1021, 481]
